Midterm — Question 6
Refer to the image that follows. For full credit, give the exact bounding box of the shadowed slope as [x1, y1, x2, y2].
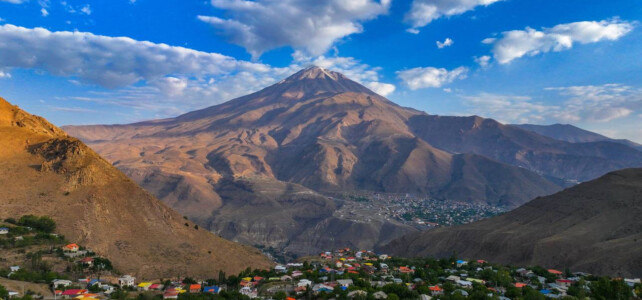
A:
[381, 168, 642, 277]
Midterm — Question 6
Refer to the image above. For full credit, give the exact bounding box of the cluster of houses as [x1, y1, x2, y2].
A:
[226, 248, 641, 299]
[2, 242, 640, 299]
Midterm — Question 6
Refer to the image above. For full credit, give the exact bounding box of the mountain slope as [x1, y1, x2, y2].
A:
[380, 168, 642, 277]
[408, 115, 642, 182]
[65, 67, 560, 208]
[63, 67, 564, 255]
[515, 123, 642, 151]
[0, 97, 272, 279]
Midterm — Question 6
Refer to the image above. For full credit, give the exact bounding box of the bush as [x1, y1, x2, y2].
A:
[17, 215, 56, 233]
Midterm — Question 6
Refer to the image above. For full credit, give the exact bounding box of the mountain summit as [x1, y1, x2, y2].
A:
[63, 67, 642, 255]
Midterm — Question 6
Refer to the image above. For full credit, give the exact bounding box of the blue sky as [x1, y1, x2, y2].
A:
[0, 0, 641, 142]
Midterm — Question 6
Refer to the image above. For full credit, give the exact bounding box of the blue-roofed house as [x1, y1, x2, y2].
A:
[203, 286, 220, 294]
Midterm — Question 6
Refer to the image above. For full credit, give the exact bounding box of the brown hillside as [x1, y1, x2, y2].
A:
[380, 168, 642, 277]
[0, 97, 272, 279]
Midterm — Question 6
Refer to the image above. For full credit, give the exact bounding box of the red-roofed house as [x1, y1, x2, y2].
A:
[556, 279, 572, 288]
[514, 283, 527, 288]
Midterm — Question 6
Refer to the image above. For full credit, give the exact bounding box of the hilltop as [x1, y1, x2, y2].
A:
[0, 97, 272, 279]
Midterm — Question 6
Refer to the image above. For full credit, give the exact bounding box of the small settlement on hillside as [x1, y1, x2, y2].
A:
[2, 247, 638, 300]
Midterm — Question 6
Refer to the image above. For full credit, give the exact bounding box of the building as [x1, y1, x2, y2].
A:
[0, 227, 8, 235]
[118, 275, 136, 287]
[63, 243, 80, 252]
[52, 279, 73, 288]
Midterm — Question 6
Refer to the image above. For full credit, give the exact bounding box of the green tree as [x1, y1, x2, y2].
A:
[386, 294, 399, 300]
[0, 284, 9, 299]
[590, 277, 632, 300]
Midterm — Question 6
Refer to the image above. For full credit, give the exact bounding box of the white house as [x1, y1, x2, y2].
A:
[337, 279, 353, 287]
[118, 275, 136, 287]
[297, 279, 312, 287]
[52, 279, 73, 288]
[0, 227, 8, 235]
[10, 266, 20, 272]
[274, 265, 287, 273]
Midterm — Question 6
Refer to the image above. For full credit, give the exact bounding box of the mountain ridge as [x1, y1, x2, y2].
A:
[379, 168, 642, 277]
[62, 67, 642, 255]
[0, 97, 272, 279]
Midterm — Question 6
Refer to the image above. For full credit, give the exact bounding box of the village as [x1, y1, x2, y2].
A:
[2, 216, 641, 300]
[2, 237, 641, 300]
[335, 193, 505, 228]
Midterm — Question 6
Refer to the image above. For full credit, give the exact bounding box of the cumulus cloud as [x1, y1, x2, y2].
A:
[0, 71, 11, 78]
[474, 55, 491, 67]
[405, 0, 502, 32]
[0, 24, 394, 118]
[458, 84, 641, 124]
[366, 82, 396, 96]
[436, 37, 453, 49]
[80, 4, 91, 15]
[198, 0, 391, 59]
[485, 19, 635, 64]
[397, 66, 468, 89]
[0, 24, 282, 88]
[545, 84, 641, 122]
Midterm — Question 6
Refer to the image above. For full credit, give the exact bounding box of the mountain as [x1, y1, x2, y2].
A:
[380, 168, 642, 277]
[64, 67, 565, 255]
[0, 97, 272, 279]
[514, 123, 642, 151]
[408, 115, 642, 182]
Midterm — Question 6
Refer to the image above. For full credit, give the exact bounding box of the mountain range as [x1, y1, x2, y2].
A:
[514, 123, 642, 151]
[0, 97, 271, 279]
[380, 168, 642, 277]
[63, 66, 642, 256]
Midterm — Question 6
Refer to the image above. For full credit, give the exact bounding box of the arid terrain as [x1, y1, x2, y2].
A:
[381, 168, 642, 277]
[0, 97, 272, 279]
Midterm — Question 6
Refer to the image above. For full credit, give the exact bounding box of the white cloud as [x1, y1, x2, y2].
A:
[366, 82, 395, 96]
[397, 66, 468, 89]
[460, 93, 556, 124]
[40, 8, 49, 16]
[405, 0, 502, 32]
[0, 24, 393, 118]
[545, 84, 641, 122]
[0, 0, 27, 3]
[0, 71, 11, 78]
[436, 37, 453, 49]
[0, 24, 282, 88]
[474, 55, 491, 67]
[198, 0, 391, 59]
[458, 84, 642, 124]
[80, 4, 91, 15]
[485, 19, 635, 64]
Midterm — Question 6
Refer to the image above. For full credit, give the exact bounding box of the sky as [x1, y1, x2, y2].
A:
[0, 0, 641, 142]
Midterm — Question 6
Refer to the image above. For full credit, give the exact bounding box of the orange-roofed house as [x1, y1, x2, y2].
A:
[548, 269, 563, 275]
[64, 243, 79, 252]
[399, 266, 414, 273]
[189, 284, 201, 293]
[429, 286, 443, 296]
[253, 276, 264, 282]
[514, 283, 527, 288]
